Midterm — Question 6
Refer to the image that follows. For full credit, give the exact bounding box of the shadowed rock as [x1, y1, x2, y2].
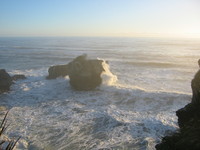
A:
[0, 69, 12, 92]
[0, 69, 26, 93]
[46, 64, 69, 79]
[156, 59, 200, 150]
[191, 59, 200, 105]
[47, 54, 106, 90]
[12, 74, 26, 81]
[68, 55, 105, 90]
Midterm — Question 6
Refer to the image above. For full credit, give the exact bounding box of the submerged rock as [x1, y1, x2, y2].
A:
[0, 69, 12, 92]
[47, 54, 106, 90]
[12, 74, 26, 81]
[156, 59, 200, 150]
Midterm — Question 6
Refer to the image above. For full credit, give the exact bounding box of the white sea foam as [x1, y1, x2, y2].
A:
[1, 67, 190, 149]
[101, 60, 118, 86]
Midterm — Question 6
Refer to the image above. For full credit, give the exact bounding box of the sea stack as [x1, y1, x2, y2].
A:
[156, 59, 200, 150]
[47, 54, 106, 90]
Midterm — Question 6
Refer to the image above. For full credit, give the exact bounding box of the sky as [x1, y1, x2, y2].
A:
[0, 0, 200, 38]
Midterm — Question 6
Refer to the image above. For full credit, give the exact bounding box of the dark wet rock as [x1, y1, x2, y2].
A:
[0, 69, 12, 92]
[46, 64, 69, 79]
[47, 54, 106, 90]
[0, 69, 26, 93]
[176, 103, 200, 128]
[156, 116, 200, 150]
[68, 55, 105, 90]
[156, 59, 200, 150]
[12, 74, 26, 81]
[191, 69, 200, 105]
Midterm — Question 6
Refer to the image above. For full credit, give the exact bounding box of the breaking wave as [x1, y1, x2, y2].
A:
[101, 60, 118, 86]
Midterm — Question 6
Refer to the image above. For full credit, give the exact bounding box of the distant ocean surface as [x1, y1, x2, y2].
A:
[0, 37, 200, 150]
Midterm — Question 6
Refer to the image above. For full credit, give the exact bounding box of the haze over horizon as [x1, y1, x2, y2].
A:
[0, 0, 200, 38]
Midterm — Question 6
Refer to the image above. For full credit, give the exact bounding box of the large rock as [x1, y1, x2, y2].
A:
[0, 69, 12, 92]
[47, 54, 106, 90]
[156, 60, 200, 150]
[68, 54, 105, 90]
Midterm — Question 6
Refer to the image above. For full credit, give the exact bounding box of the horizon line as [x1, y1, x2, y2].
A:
[0, 35, 200, 39]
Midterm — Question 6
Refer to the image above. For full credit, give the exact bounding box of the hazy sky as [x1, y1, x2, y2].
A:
[0, 0, 200, 37]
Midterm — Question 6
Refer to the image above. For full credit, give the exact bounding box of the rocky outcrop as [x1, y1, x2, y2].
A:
[156, 60, 200, 150]
[47, 54, 106, 90]
[0, 69, 12, 92]
[0, 69, 26, 93]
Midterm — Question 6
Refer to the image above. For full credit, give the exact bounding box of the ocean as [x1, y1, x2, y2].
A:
[0, 37, 200, 150]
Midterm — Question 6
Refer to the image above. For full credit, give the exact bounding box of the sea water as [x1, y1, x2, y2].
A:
[0, 37, 200, 150]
